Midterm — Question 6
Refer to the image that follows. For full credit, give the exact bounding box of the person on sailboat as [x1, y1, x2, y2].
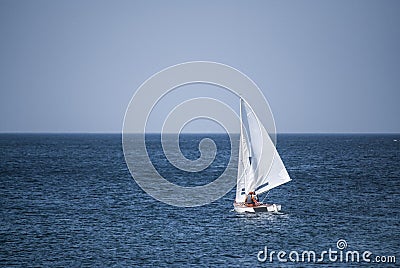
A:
[245, 191, 259, 207]
[254, 192, 259, 202]
[244, 193, 254, 206]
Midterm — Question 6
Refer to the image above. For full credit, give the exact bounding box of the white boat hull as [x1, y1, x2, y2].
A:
[233, 203, 281, 213]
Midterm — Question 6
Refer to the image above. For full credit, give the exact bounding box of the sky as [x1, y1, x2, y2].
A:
[0, 0, 399, 133]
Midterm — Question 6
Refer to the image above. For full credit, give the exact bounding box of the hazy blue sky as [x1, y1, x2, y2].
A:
[1, 0, 399, 133]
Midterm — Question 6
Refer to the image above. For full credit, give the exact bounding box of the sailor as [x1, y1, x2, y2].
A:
[245, 191, 256, 206]
[253, 193, 259, 203]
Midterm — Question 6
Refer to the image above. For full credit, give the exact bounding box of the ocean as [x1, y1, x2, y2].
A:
[0, 134, 399, 267]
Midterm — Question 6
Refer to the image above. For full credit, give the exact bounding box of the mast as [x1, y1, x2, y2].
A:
[235, 98, 244, 202]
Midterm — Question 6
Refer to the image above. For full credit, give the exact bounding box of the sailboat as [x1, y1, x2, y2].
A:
[233, 98, 291, 213]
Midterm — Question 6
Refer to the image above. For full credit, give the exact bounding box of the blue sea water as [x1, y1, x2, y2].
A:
[0, 134, 399, 267]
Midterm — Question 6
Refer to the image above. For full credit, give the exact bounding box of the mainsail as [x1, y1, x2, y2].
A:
[235, 98, 291, 202]
[235, 100, 255, 203]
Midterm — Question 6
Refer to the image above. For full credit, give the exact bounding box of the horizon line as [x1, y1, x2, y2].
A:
[0, 131, 399, 135]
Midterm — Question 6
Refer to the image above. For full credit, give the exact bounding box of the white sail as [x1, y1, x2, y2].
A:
[257, 148, 291, 194]
[235, 101, 255, 203]
[236, 98, 291, 198]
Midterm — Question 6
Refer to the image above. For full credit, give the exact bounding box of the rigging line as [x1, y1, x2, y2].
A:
[261, 191, 270, 203]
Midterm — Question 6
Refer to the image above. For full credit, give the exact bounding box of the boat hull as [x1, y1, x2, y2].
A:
[233, 203, 281, 213]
